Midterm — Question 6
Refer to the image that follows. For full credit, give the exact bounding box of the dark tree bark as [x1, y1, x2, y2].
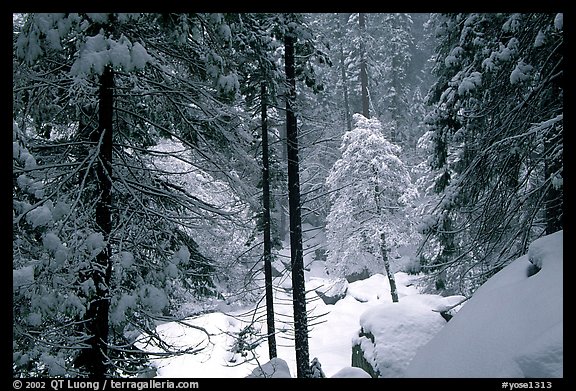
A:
[80, 66, 114, 377]
[359, 13, 370, 119]
[261, 81, 277, 359]
[284, 28, 311, 379]
[379, 232, 398, 303]
[373, 168, 398, 303]
[279, 122, 289, 242]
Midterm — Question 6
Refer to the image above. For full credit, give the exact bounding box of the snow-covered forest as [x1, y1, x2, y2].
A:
[12, 13, 563, 381]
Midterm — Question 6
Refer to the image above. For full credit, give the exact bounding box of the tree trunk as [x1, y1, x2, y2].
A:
[82, 66, 114, 377]
[261, 81, 277, 359]
[373, 166, 398, 303]
[359, 13, 370, 119]
[340, 43, 352, 132]
[285, 28, 311, 379]
[379, 232, 398, 303]
[338, 15, 352, 132]
[279, 123, 289, 242]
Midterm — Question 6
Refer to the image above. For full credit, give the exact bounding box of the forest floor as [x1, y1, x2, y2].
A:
[138, 224, 450, 378]
[138, 227, 563, 378]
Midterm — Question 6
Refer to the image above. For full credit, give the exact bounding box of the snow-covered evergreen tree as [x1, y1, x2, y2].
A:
[325, 114, 417, 299]
[12, 12, 262, 377]
[419, 13, 563, 294]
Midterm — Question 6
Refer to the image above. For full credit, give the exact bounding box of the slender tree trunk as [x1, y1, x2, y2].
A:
[359, 13, 370, 119]
[279, 123, 289, 242]
[83, 65, 114, 377]
[338, 16, 352, 132]
[379, 232, 398, 303]
[285, 28, 311, 379]
[340, 43, 352, 132]
[373, 167, 398, 303]
[261, 81, 277, 359]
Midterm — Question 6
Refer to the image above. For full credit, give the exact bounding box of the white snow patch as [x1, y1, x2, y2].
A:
[111, 294, 137, 325]
[173, 245, 190, 265]
[534, 30, 546, 48]
[347, 274, 390, 302]
[554, 13, 563, 30]
[46, 29, 63, 50]
[131, 42, 151, 70]
[86, 13, 110, 23]
[25, 154, 37, 170]
[27, 312, 42, 327]
[513, 322, 563, 378]
[54, 249, 68, 266]
[528, 231, 562, 269]
[405, 231, 563, 378]
[86, 232, 105, 252]
[458, 71, 482, 95]
[51, 202, 70, 221]
[134, 226, 562, 379]
[140, 285, 169, 313]
[510, 61, 533, 84]
[109, 37, 132, 71]
[245, 357, 292, 378]
[119, 251, 135, 268]
[26, 205, 53, 228]
[331, 367, 371, 378]
[357, 294, 451, 377]
[13, 266, 35, 289]
[40, 353, 66, 377]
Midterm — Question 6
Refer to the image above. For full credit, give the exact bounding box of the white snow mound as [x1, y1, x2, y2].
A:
[245, 357, 292, 378]
[405, 231, 563, 378]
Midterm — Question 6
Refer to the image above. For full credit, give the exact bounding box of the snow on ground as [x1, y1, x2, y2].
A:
[143, 269, 432, 378]
[331, 367, 372, 378]
[405, 230, 563, 378]
[246, 358, 292, 378]
[138, 224, 450, 378]
[356, 293, 465, 378]
[139, 228, 563, 378]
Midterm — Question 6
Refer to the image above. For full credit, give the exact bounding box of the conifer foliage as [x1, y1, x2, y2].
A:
[325, 114, 417, 300]
[418, 13, 563, 293]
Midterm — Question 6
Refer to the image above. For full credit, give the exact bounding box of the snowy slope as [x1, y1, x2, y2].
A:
[405, 230, 563, 378]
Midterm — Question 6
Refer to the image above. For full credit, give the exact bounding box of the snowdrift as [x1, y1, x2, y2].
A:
[353, 294, 464, 377]
[405, 230, 563, 378]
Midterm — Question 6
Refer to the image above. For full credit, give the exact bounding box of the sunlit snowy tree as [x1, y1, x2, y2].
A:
[325, 114, 418, 301]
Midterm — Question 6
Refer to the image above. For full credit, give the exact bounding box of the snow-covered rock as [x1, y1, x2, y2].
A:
[245, 357, 291, 378]
[352, 294, 454, 377]
[331, 367, 371, 378]
[315, 278, 348, 305]
[344, 267, 371, 283]
[405, 230, 563, 378]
